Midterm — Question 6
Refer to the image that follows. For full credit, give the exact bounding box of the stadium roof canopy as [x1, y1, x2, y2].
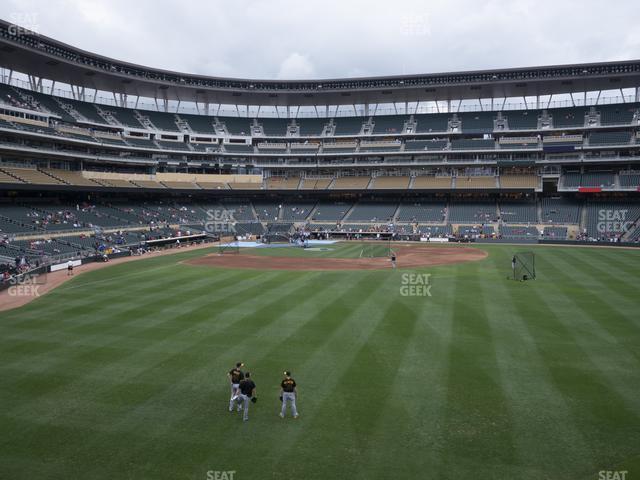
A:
[1, 19, 639, 108]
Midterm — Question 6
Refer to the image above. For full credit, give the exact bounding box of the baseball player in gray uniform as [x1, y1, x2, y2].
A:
[279, 371, 299, 419]
[237, 372, 256, 422]
[228, 362, 244, 412]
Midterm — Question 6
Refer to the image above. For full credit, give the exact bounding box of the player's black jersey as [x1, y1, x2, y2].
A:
[239, 379, 255, 395]
[229, 368, 244, 383]
[281, 378, 296, 392]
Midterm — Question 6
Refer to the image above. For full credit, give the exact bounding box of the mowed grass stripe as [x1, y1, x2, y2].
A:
[0, 267, 244, 339]
[5, 269, 296, 421]
[1, 244, 639, 479]
[249, 271, 402, 479]
[440, 261, 517, 479]
[585, 247, 640, 277]
[362, 269, 458, 477]
[74, 271, 332, 466]
[536, 250, 640, 360]
[515, 264, 640, 478]
[555, 248, 640, 312]
[105, 272, 337, 427]
[1, 268, 304, 477]
[0, 269, 248, 375]
[209, 271, 368, 377]
[106, 271, 367, 478]
[481, 250, 595, 479]
[533, 253, 640, 412]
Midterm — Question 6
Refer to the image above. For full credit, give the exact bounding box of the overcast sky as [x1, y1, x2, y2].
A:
[1, 0, 639, 80]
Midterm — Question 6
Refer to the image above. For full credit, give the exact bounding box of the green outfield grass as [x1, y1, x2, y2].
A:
[1, 243, 639, 479]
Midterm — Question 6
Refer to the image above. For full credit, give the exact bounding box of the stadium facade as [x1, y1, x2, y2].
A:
[0, 18, 639, 270]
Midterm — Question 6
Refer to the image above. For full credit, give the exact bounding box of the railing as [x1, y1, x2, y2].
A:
[1, 77, 637, 118]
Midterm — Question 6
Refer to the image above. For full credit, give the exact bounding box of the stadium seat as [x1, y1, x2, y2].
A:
[266, 177, 301, 189]
[371, 115, 407, 134]
[333, 117, 365, 135]
[0, 167, 65, 185]
[411, 176, 452, 189]
[371, 176, 410, 189]
[299, 178, 332, 190]
[499, 175, 539, 189]
[455, 176, 497, 189]
[331, 177, 371, 189]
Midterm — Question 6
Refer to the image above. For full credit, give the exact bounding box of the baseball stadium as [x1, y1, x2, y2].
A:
[0, 7, 639, 480]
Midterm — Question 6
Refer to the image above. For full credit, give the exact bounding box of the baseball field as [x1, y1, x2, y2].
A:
[1, 243, 639, 479]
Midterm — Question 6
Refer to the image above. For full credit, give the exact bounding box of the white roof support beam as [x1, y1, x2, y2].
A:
[5, 68, 13, 85]
[28, 75, 42, 93]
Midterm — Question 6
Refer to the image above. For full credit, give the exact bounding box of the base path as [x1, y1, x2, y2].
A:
[185, 244, 488, 271]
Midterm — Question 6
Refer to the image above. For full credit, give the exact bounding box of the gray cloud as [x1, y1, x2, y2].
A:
[1, 0, 639, 80]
